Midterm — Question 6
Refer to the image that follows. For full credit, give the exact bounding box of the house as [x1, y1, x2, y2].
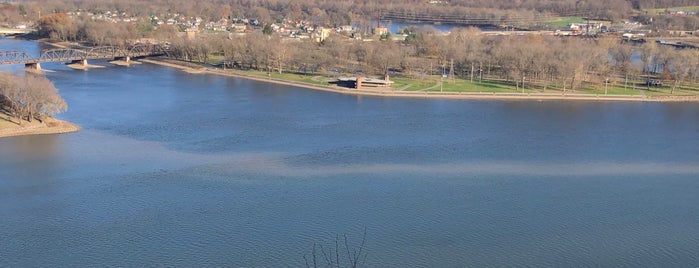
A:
[314, 27, 331, 42]
[230, 24, 247, 33]
[336, 25, 353, 32]
[668, 10, 696, 16]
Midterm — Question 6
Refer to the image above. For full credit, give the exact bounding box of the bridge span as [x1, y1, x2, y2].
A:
[0, 44, 169, 71]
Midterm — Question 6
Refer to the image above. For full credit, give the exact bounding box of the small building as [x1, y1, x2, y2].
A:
[314, 27, 331, 43]
[230, 24, 247, 33]
[336, 25, 353, 32]
[336, 75, 394, 89]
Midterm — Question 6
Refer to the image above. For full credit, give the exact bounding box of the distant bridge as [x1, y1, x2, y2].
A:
[0, 44, 169, 70]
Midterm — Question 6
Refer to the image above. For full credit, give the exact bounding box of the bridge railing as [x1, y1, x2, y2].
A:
[39, 49, 88, 63]
[0, 51, 37, 64]
[0, 44, 171, 65]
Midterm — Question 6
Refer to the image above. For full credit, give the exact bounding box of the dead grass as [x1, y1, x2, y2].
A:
[0, 113, 80, 138]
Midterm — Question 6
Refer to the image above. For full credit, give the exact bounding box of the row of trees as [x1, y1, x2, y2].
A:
[19, 10, 699, 94]
[0, 73, 67, 125]
[7, 0, 699, 28]
[164, 28, 699, 94]
[632, 0, 699, 9]
[0, 3, 25, 26]
[36, 12, 178, 46]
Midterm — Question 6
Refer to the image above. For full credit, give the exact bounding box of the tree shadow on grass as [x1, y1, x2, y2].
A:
[0, 105, 20, 126]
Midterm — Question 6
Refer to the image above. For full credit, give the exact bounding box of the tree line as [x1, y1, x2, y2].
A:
[34, 12, 177, 46]
[0, 72, 67, 125]
[6, 0, 699, 28]
[163, 27, 699, 93]
[31, 11, 699, 94]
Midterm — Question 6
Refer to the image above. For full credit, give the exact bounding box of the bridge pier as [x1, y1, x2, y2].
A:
[114, 55, 131, 63]
[111, 55, 134, 66]
[24, 62, 41, 71]
[70, 59, 88, 66]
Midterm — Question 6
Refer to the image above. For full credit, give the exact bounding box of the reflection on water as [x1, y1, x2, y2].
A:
[2, 37, 699, 267]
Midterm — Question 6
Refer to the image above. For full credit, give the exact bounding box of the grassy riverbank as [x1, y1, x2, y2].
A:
[140, 57, 699, 103]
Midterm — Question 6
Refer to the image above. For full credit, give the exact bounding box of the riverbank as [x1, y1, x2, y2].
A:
[0, 115, 81, 138]
[139, 58, 699, 103]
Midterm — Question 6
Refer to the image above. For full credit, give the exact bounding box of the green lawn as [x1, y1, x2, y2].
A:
[391, 77, 437, 91]
[645, 6, 699, 15]
[207, 54, 226, 64]
[237, 70, 328, 85]
[644, 86, 698, 96]
[544, 17, 586, 28]
[587, 86, 645, 96]
[263, 72, 699, 97]
[191, 53, 699, 97]
[436, 79, 523, 93]
[386, 77, 696, 96]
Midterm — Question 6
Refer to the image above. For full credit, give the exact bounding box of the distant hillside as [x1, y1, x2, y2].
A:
[5, 0, 698, 30]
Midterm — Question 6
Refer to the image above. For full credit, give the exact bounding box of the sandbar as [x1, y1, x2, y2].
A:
[0, 117, 80, 138]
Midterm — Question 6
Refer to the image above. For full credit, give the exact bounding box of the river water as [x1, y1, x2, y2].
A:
[2, 38, 699, 267]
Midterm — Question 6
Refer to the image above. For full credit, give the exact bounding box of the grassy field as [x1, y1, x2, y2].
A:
[645, 6, 699, 15]
[399, 77, 637, 95]
[207, 54, 226, 64]
[644, 86, 699, 96]
[587, 85, 646, 95]
[236, 70, 329, 85]
[391, 77, 437, 91]
[389, 76, 699, 97]
[173, 56, 699, 98]
[437, 79, 523, 93]
[544, 17, 586, 28]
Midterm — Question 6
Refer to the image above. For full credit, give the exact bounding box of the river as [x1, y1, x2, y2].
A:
[2, 38, 699, 267]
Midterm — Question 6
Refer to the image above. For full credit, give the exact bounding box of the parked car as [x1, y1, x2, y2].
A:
[647, 79, 663, 87]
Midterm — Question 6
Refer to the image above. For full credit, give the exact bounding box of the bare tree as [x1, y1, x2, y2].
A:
[0, 72, 67, 125]
[304, 228, 367, 268]
[668, 49, 697, 94]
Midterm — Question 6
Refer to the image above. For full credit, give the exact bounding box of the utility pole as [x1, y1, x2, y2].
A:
[440, 75, 443, 92]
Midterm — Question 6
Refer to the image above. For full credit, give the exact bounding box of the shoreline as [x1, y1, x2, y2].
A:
[0, 117, 81, 139]
[139, 58, 699, 103]
[0, 39, 81, 138]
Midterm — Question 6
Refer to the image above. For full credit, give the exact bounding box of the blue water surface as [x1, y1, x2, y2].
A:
[1, 37, 699, 267]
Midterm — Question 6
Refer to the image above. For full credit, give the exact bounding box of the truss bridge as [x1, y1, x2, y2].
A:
[0, 44, 169, 70]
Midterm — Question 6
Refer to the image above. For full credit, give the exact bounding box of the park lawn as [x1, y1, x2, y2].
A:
[568, 81, 643, 95]
[586, 86, 645, 95]
[644, 86, 699, 96]
[578, 81, 699, 96]
[238, 70, 325, 85]
[677, 84, 699, 92]
[545, 17, 586, 28]
[541, 80, 646, 96]
[645, 6, 699, 15]
[437, 79, 520, 93]
[391, 77, 437, 91]
[207, 54, 226, 64]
